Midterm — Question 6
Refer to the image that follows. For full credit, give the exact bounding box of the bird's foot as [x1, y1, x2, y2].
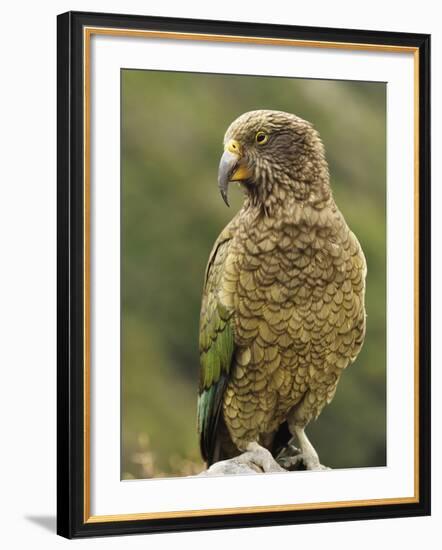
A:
[276, 444, 330, 471]
[237, 442, 285, 473]
[275, 444, 303, 471]
[288, 426, 331, 471]
[297, 451, 330, 471]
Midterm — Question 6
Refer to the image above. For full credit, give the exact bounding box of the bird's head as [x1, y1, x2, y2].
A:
[218, 110, 330, 209]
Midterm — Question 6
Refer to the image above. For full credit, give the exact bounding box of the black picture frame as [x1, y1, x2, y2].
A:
[57, 10, 431, 539]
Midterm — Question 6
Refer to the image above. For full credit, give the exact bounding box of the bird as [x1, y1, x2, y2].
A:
[197, 110, 366, 473]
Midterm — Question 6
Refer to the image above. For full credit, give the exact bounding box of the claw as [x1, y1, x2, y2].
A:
[276, 443, 301, 460]
[297, 453, 330, 471]
[276, 443, 304, 471]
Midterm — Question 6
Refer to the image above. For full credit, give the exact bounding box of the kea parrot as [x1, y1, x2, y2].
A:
[197, 110, 367, 472]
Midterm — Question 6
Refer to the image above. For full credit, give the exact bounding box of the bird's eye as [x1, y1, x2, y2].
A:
[255, 131, 269, 145]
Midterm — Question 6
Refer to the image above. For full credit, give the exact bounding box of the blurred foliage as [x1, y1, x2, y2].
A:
[121, 70, 386, 479]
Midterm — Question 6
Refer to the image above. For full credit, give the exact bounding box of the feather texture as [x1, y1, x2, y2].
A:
[197, 110, 367, 464]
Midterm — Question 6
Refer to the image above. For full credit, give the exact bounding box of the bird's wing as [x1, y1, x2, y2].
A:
[197, 226, 237, 465]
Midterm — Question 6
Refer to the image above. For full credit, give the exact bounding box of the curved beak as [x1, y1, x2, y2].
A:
[218, 150, 239, 207]
[217, 140, 252, 207]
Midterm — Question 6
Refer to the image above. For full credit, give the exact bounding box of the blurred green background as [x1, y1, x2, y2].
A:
[121, 70, 386, 479]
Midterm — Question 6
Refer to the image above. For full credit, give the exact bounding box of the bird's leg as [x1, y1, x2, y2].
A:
[291, 426, 330, 471]
[286, 396, 330, 471]
[236, 441, 285, 473]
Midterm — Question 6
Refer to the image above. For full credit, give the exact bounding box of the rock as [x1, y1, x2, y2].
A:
[198, 456, 262, 476]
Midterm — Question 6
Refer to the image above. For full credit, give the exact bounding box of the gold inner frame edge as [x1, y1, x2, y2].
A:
[82, 26, 420, 524]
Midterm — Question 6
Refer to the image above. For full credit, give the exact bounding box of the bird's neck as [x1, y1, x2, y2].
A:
[244, 176, 332, 219]
[244, 148, 332, 216]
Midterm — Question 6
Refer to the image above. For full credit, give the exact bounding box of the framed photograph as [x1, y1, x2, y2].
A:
[57, 11, 431, 538]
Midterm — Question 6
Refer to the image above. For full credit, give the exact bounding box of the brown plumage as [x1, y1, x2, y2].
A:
[198, 110, 366, 471]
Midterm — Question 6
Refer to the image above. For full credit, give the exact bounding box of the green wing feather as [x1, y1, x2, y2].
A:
[197, 236, 235, 465]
